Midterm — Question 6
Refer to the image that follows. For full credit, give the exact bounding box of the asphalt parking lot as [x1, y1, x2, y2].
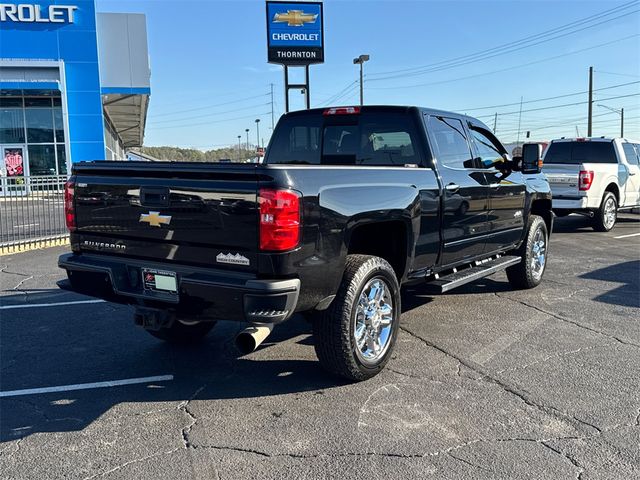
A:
[0, 214, 638, 480]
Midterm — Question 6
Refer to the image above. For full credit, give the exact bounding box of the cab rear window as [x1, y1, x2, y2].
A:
[266, 112, 421, 166]
[544, 141, 617, 164]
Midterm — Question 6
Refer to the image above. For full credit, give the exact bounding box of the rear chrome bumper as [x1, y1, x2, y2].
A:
[58, 253, 300, 324]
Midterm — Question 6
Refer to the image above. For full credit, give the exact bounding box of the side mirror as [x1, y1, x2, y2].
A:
[522, 143, 543, 174]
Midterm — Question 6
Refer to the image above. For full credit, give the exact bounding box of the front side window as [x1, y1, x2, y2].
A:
[470, 128, 504, 168]
[622, 143, 640, 166]
[427, 116, 473, 168]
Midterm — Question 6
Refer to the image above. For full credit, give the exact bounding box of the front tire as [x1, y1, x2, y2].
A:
[592, 192, 617, 232]
[312, 255, 401, 382]
[146, 319, 216, 344]
[506, 215, 548, 289]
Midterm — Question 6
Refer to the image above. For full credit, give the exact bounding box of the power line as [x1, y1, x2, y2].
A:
[367, 1, 639, 81]
[321, 80, 359, 106]
[457, 81, 640, 112]
[148, 103, 272, 125]
[475, 93, 640, 118]
[149, 93, 270, 118]
[151, 112, 271, 130]
[368, 35, 640, 91]
[595, 70, 640, 78]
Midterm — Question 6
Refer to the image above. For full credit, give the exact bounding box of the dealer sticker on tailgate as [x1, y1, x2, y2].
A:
[142, 269, 178, 293]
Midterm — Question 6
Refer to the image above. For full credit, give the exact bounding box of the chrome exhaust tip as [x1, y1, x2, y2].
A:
[235, 324, 274, 354]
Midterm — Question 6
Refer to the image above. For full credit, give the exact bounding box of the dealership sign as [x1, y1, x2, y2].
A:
[0, 3, 78, 23]
[266, 1, 324, 65]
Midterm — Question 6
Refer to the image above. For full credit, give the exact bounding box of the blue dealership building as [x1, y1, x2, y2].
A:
[0, 0, 150, 178]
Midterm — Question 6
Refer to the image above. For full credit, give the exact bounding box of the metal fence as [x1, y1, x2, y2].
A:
[0, 175, 69, 252]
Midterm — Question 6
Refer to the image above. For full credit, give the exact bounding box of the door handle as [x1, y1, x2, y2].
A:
[445, 183, 460, 193]
[629, 171, 637, 176]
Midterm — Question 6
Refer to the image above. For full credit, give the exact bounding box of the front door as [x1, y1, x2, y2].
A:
[468, 126, 526, 253]
[1, 145, 28, 196]
[425, 115, 490, 267]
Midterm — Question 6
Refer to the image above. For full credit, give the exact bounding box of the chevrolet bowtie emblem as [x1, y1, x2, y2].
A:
[139, 211, 172, 227]
[273, 9, 318, 27]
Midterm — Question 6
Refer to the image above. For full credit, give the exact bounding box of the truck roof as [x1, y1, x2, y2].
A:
[283, 105, 492, 131]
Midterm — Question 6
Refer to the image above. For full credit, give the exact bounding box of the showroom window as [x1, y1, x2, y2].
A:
[0, 92, 67, 176]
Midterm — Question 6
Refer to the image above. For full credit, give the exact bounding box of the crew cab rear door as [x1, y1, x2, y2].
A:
[425, 114, 489, 266]
[468, 124, 526, 252]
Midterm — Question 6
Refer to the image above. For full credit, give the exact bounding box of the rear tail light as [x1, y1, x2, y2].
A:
[259, 188, 301, 251]
[579, 170, 594, 191]
[323, 106, 360, 116]
[64, 176, 76, 232]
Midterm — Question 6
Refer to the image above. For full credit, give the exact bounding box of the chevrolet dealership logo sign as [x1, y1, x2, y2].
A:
[273, 9, 318, 27]
[267, 1, 324, 66]
[0, 3, 78, 23]
[139, 211, 172, 228]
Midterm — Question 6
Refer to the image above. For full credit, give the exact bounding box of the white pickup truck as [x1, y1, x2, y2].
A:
[542, 137, 640, 231]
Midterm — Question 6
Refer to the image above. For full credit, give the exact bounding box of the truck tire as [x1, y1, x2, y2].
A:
[506, 215, 548, 289]
[592, 191, 617, 232]
[312, 255, 401, 382]
[147, 320, 216, 344]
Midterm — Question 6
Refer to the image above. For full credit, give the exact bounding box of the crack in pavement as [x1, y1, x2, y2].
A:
[495, 293, 640, 349]
[398, 326, 603, 436]
[82, 447, 182, 480]
[494, 343, 614, 375]
[0, 438, 23, 459]
[541, 441, 585, 480]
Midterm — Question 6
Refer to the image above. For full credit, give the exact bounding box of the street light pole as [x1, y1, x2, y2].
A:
[597, 104, 624, 137]
[353, 54, 370, 107]
[237, 135, 242, 161]
[255, 119, 261, 148]
[245, 129, 250, 150]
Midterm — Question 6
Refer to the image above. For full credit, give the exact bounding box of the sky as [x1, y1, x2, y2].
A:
[97, 0, 640, 149]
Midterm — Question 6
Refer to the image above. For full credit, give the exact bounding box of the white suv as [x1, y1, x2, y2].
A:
[543, 137, 640, 231]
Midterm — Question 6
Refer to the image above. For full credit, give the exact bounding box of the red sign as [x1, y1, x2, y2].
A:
[4, 149, 24, 177]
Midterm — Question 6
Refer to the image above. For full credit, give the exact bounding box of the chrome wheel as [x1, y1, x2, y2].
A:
[603, 197, 617, 230]
[531, 227, 546, 280]
[354, 277, 394, 365]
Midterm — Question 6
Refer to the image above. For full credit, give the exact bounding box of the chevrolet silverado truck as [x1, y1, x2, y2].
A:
[543, 137, 640, 231]
[58, 106, 552, 381]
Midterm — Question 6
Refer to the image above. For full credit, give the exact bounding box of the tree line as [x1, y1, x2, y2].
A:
[138, 146, 258, 162]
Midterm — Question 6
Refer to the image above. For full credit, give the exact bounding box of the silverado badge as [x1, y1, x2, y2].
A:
[139, 211, 172, 227]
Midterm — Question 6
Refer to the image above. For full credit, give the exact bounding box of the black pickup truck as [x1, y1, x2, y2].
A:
[59, 106, 552, 381]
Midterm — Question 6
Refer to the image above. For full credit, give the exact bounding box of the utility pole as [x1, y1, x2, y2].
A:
[245, 129, 250, 150]
[588, 66, 593, 137]
[353, 54, 370, 107]
[516, 96, 523, 146]
[493, 112, 498, 133]
[270, 83, 275, 131]
[255, 119, 260, 149]
[597, 104, 624, 137]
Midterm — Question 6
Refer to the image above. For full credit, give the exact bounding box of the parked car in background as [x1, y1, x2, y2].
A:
[543, 137, 640, 231]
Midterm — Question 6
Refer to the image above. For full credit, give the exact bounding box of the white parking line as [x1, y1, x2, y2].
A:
[0, 375, 174, 398]
[614, 232, 640, 239]
[0, 299, 106, 310]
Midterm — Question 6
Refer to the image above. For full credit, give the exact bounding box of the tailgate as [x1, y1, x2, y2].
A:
[73, 162, 259, 271]
[543, 164, 582, 198]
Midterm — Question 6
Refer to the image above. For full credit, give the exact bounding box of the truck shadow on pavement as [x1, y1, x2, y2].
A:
[552, 213, 639, 233]
[0, 294, 349, 443]
[579, 260, 640, 309]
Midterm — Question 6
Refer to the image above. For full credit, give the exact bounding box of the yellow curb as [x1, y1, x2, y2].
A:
[0, 237, 69, 257]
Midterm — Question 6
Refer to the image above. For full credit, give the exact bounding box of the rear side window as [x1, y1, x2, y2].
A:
[622, 143, 640, 166]
[427, 116, 473, 168]
[266, 112, 421, 166]
[545, 141, 617, 164]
